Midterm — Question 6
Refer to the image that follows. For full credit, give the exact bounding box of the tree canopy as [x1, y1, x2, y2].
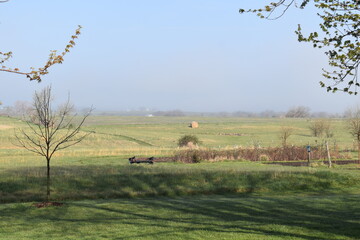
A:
[240, 0, 360, 95]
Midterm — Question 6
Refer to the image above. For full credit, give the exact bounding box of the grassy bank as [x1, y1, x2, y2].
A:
[1, 161, 359, 203]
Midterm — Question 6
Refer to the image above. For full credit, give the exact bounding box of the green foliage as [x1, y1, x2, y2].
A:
[177, 135, 201, 147]
[240, 0, 360, 94]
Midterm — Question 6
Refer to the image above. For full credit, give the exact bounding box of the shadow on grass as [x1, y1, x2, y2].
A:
[1, 195, 359, 239]
[1, 164, 360, 238]
[0, 165, 359, 203]
[62, 195, 360, 239]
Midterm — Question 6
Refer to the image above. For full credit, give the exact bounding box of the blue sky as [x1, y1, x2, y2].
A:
[0, 0, 357, 113]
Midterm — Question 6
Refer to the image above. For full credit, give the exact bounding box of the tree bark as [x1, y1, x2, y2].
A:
[46, 158, 50, 202]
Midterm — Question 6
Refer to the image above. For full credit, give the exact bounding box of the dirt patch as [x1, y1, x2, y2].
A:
[218, 133, 250, 136]
[0, 125, 13, 130]
[32, 202, 64, 208]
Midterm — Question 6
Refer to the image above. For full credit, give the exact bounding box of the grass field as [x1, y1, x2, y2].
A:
[1, 116, 360, 239]
[0, 115, 357, 166]
[1, 194, 360, 240]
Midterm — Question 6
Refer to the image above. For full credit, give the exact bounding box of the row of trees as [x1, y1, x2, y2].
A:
[280, 111, 360, 161]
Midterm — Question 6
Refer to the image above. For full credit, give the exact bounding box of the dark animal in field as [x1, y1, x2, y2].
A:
[128, 156, 154, 164]
[128, 156, 136, 163]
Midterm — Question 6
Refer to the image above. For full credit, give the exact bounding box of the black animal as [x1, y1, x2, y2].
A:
[128, 156, 136, 164]
[128, 156, 154, 164]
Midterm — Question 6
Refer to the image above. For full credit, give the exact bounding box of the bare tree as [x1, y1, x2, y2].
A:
[14, 86, 92, 201]
[308, 119, 334, 167]
[285, 106, 310, 118]
[279, 126, 294, 147]
[308, 119, 333, 138]
[345, 106, 360, 160]
[4, 101, 33, 118]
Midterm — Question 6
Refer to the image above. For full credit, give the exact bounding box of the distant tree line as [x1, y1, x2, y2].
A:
[0, 105, 344, 119]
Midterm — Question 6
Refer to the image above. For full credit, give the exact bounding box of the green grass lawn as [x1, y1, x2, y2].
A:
[1, 194, 359, 240]
[1, 161, 359, 203]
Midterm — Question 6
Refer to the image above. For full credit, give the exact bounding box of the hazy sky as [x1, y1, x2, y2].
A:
[0, 0, 358, 113]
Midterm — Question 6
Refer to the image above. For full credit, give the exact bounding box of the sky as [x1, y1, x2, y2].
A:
[0, 0, 358, 113]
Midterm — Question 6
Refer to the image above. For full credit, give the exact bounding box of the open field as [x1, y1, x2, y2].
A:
[1, 116, 360, 239]
[0, 115, 357, 167]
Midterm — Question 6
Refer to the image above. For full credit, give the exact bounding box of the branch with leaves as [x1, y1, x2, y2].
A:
[240, 0, 360, 94]
[1, 25, 82, 82]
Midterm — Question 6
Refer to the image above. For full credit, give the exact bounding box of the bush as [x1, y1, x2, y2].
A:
[191, 151, 201, 163]
[259, 154, 270, 161]
[174, 146, 347, 163]
[178, 135, 201, 147]
[308, 119, 332, 137]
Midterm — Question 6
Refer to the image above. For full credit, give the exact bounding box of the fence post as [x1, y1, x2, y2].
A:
[307, 145, 311, 166]
[326, 140, 332, 168]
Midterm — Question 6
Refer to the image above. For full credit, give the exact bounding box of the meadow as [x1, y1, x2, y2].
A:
[0, 115, 360, 239]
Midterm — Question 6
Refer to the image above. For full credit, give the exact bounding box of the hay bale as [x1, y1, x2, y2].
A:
[189, 121, 199, 128]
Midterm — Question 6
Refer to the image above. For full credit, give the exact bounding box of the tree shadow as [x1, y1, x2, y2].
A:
[0, 165, 358, 203]
[1, 165, 360, 239]
[1, 195, 359, 239]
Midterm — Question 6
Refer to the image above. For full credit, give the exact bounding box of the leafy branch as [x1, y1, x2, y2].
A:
[0, 25, 82, 82]
[240, 0, 360, 94]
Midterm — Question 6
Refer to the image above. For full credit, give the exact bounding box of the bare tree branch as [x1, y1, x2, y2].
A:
[14, 86, 92, 201]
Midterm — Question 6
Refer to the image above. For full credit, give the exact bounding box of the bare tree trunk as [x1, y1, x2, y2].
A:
[326, 141, 332, 168]
[14, 86, 92, 203]
[46, 158, 50, 202]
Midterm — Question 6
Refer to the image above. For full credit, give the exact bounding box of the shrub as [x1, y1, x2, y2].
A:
[279, 126, 294, 147]
[178, 135, 201, 147]
[191, 151, 201, 163]
[174, 146, 346, 163]
[308, 119, 332, 137]
[259, 154, 270, 161]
